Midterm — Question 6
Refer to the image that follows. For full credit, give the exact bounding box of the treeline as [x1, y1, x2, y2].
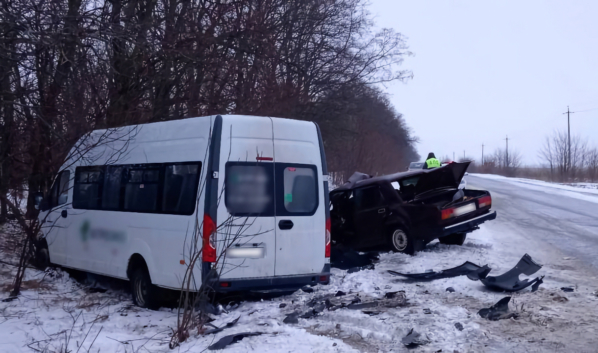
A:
[468, 130, 598, 183]
[0, 0, 418, 218]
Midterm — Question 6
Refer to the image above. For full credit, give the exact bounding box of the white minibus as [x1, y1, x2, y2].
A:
[36, 115, 331, 308]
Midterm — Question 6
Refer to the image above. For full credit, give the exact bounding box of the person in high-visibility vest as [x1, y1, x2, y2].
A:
[424, 152, 441, 169]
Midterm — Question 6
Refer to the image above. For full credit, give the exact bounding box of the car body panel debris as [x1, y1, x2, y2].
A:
[388, 261, 488, 281]
[204, 316, 240, 335]
[330, 246, 379, 271]
[208, 332, 263, 350]
[466, 265, 492, 281]
[283, 312, 300, 324]
[477, 254, 544, 292]
[478, 297, 519, 321]
[283, 292, 408, 324]
[531, 277, 544, 292]
[402, 328, 430, 347]
[330, 162, 497, 254]
[301, 286, 314, 293]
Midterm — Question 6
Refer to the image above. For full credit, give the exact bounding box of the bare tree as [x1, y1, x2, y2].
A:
[539, 130, 588, 182]
[586, 148, 598, 183]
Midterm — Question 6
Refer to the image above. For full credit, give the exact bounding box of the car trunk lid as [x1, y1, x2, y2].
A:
[412, 162, 470, 195]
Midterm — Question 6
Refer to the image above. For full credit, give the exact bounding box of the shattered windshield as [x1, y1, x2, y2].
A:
[400, 177, 420, 188]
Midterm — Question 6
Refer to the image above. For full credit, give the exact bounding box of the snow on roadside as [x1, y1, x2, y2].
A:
[2, 216, 598, 352]
[471, 173, 598, 204]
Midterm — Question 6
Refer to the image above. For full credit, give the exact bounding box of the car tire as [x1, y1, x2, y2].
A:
[131, 266, 160, 309]
[438, 233, 467, 246]
[389, 228, 414, 255]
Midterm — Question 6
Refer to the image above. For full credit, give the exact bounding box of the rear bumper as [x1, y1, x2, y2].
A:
[441, 211, 497, 237]
[213, 265, 331, 293]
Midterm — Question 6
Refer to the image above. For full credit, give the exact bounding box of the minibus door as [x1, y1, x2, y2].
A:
[41, 170, 71, 266]
[272, 122, 325, 276]
[217, 117, 277, 279]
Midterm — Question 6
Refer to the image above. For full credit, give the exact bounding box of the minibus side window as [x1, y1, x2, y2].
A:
[101, 166, 123, 210]
[162, 163, 201, 215]
[73, 168, 103, 209]
[275, 164, 318, 216]
[124, 167, 160, 212]
[225, 163, 274, 216]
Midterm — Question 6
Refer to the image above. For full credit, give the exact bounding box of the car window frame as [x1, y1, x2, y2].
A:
[353, 185, 386, 211]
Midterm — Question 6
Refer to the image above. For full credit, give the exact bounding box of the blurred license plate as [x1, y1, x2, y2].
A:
[227, 247, 265, 259]
[454, 203, 476, 217]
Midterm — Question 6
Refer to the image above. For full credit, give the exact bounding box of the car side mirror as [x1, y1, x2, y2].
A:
[33, 192, 43, 210]
[34, 192, 49, 211]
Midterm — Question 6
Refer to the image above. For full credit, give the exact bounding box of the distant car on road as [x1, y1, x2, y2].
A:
[408, 162, 425, 171]
[330, 162, 496, 254]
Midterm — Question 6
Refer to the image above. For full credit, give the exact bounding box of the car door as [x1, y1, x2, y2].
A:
[353, 185, 387, 246]
[41, 170, 71, 265]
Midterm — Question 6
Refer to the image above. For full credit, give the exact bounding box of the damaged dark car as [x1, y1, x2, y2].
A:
[330, 162, 497, 254]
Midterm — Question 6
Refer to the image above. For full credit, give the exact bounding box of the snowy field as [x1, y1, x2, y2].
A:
[2, 175, 598, 352]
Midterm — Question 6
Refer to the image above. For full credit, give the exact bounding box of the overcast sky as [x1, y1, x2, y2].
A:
[369, 0, 598, 165]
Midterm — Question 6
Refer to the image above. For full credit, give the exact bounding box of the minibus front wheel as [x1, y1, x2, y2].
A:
[131, 266, 160, 309]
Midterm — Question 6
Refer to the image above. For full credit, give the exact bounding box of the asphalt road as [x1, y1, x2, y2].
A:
[467, 175, 598, 271]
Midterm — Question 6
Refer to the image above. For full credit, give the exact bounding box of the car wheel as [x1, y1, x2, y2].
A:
[131, 266, 160, 309]
[389, 228, 414, 255]
[438, 233, 467, 246]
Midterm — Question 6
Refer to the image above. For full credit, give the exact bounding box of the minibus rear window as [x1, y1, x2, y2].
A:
[282, 166, 317, 214]
[275, 164, 318, 216]
[225, 163, 274, 216]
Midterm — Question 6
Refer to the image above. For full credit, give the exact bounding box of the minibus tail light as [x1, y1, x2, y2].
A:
[325, 218, 331, 258]
[203, 214, 216, 262]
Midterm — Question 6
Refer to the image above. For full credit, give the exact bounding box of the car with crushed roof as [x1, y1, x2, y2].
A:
[329, 162, 496, 254]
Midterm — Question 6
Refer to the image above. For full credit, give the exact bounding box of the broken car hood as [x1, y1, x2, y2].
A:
[335, 162, 470, 193]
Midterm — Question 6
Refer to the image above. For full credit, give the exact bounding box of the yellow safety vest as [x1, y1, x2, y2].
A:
[426, 158, 441, 168]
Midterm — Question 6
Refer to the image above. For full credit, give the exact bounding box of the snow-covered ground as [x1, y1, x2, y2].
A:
[471, 173, 598, 204]
[2, 175, 598, 352]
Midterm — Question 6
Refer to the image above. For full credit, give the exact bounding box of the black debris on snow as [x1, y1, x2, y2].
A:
[402, 328, 430, 347]
[208, 332, 263, 350]
[478, 297, 519, 321]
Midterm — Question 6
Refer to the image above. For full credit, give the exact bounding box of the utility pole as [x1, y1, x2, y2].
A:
[482, 144, 485, 165]
[504, 135, 509, 168]
[563, 106, 575, 173]
[453, 152, 455, 161]
[463, 150, 465, 160]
